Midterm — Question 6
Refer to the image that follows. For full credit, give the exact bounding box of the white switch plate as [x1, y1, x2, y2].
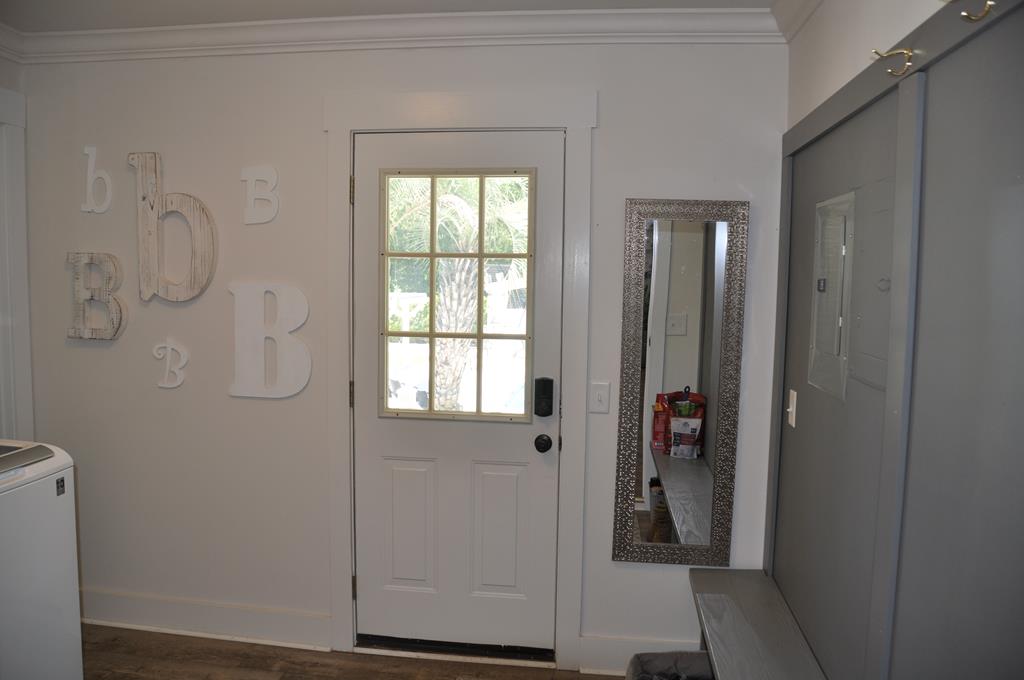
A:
[787, 389, 797, 428]
[666, 312, 688, 336]
[589, 381, 611, 414]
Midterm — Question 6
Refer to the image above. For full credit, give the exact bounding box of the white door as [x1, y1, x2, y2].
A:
[352, 130, 564, 649]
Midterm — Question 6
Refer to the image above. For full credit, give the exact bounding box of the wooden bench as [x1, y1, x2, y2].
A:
[690, 569, 826, 680]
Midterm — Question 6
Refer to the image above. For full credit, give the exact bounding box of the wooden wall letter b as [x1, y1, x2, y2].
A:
[229, 283, 312, 399]
[128, 152, 218, 302]
[67, 252, 126, 340]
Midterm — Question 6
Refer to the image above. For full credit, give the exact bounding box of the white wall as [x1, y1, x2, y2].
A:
[788, 0, 940, 125]
[579, 49, 784, 672]
[23, 40, 786, 673]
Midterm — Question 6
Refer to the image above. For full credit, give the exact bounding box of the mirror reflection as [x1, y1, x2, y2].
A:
[634, 219, 727, 546]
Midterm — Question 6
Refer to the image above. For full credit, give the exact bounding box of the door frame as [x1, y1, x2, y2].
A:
[639, 220, 672, 510]
[323, 91, 596, 669]
[0, 86, 33, 441]
[765, 2, 1023, 679]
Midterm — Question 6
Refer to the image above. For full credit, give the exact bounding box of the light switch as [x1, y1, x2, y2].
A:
[666, 313, 688, 336]
[787, 389, 797, 428]
[589, 381, 611, 414]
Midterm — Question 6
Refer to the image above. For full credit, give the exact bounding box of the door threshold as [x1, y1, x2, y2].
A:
[354, 634, 555, 668]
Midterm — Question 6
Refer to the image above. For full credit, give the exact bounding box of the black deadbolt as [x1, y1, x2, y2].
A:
[534, 377, 554, 417]
[534, 434, 553, 453]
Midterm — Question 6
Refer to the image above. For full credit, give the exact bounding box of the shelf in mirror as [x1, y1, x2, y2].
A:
[651, 450, 713, 546]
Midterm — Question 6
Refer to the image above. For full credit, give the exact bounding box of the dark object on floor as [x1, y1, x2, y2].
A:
[625, 651, 713, 680]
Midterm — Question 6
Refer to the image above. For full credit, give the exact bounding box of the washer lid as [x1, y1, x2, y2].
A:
[0, 441, 72, 493]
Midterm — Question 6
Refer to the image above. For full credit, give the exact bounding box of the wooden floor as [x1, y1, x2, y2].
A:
[83, 625, 613, 680]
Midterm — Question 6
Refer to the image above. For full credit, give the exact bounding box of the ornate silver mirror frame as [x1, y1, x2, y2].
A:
[612, 198, 749, 565]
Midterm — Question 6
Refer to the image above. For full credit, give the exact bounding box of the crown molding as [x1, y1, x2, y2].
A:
[0, 9, 783, 64]
[771, 0, 822, 41]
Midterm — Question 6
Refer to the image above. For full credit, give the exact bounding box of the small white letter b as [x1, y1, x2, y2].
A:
[81, 146, 112, 214]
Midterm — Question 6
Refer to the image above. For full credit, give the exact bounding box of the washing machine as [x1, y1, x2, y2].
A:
[0, 440, 83, 679]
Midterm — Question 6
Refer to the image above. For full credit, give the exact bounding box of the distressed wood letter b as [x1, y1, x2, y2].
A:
[67, 252, 126, 340]
[128, 152, 218, 302]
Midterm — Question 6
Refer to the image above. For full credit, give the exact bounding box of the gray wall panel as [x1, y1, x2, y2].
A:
[774, 91, 898, 680]
[890, 7, 1024, 679]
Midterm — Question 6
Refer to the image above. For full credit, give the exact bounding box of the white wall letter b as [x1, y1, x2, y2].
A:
[229, 283, 311, 399]
[241, 165, 280, 224]
[81, 146, 112, 213]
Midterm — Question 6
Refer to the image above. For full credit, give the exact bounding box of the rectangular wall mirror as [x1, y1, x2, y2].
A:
[612, 199, 749, 565]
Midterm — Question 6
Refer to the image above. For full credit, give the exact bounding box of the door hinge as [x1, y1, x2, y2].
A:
[558, 435, 563, 451]
[349, 175, 355, 205]
[349, 380, 355, 407]
[352, 574, 357, 600]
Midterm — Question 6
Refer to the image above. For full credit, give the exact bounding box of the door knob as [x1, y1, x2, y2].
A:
[534, 434, 553, 453]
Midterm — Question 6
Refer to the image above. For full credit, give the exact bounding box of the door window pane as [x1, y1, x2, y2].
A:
[434, 338, 478, 412]
[387, 177, 431, 253]
[382, 171, 533, 419]
[483, 258, 528, 335]
[481, 339, 526, 414]
[387, 257, 430, 332]
[484, 176, 530, 253]
[436, 177, 480, 253]
[435, 258, 478, 333]
[387, 337, 430, 410]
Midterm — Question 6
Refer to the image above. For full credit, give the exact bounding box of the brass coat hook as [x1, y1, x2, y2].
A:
[872, 48, 914, 76]
[960, 0, 996, 21]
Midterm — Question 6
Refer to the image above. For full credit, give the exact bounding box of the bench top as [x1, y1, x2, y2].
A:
[690, 569, 826, 680]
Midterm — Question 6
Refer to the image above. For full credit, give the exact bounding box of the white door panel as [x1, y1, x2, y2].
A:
[353, 130, 564, 649]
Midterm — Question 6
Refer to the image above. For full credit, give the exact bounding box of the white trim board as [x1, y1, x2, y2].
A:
[0, 9, 784, 64]
[81, 586, 332, 649]
[0, 86, 32, 441]
[0, 24, 20, 64]
[323, 90, 595, 670]
[0, 85, 24, 127]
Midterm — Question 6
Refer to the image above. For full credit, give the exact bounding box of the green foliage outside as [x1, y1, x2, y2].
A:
[385, 174, 529, 410]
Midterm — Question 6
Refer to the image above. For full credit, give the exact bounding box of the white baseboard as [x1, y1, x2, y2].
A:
[79, 587, 701, 674]
[81, 586, 332, 650]
[578, 633, 702, 675]
[81, 618, 331, 652]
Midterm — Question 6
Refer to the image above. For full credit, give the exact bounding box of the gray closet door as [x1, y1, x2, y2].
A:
[890, 7, 1024, 679]
[773, 92, 898, 680]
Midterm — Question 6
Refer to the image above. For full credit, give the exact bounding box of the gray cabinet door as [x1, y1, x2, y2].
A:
[774, 90, 898, 680]
[890, 7, 1024, 679]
